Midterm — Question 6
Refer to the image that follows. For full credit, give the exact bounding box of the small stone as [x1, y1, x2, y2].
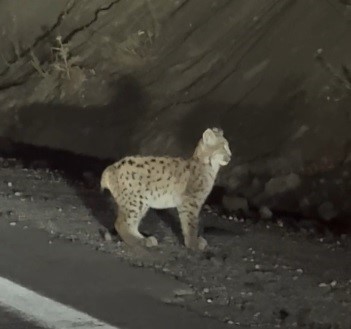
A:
[259, 206, 273, 219]
[104, 231, 112, 242]
[318, 202, 338, 221]
[277, 220, 284, 227]
[14, 192, 21, 197]
[296, 268, 303, 274]
[319, 282, 328, 288]
[206, 298, 213, 303]
[203, 288, 210, 293]
[49, 240, 52, 244]
[255, 264, 261, 270]
[227, 320, 234, 325]
[9, 222, 16, 226]
[174, 288, 194, 297]
[228, 216, 233, 220]
[330, 280, 337, 287]
[7, 182, 12, 187]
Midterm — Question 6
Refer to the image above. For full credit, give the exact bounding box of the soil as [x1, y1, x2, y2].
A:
[0, 149, 350, 329]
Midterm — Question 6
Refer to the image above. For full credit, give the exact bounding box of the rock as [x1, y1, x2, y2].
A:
[264, 173, 301, 196]
[173, 288, 194, 297]
[104, 231, 112, 242]
[259, 206, 273, 219]
[222, 196, 249, 214]
[318, 202, 338, 221]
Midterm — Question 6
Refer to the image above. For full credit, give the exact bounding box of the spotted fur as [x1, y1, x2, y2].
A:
[101, 128, 231, 251]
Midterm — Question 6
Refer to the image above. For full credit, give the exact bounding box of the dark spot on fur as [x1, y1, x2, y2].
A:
[128, 159, 135, 165]
[136, 164, 144, 168]
[150, 159, 156, 163]
[159, 160, 164, 164]
[156, 178, 162, 182]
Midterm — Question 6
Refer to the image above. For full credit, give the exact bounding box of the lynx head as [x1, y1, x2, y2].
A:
[194, 127, 231, 167]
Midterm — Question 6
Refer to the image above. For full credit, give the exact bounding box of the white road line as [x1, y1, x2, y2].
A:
[0, 276, 120, 329]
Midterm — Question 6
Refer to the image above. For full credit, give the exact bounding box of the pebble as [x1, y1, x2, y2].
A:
[173, 288, 194, 297]
[206, 298, 213, 303]
[330, 280, 337, 287]
[203, 288, 210, 293]
[259, 206, 273, 219]
[296, 268, 303, 274]
[319, 282, 328, 288]
[7, 182, 12, 187]
[9, 222, 16, 226]
[227, 320, 234, 325]
[104, 231, 112, 242]
[14, 192, 21, 196]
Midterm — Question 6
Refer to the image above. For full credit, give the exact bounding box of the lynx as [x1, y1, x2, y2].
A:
[101, 127, 231, 251]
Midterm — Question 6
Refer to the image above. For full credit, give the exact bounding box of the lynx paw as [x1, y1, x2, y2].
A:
[197, 236, 208, 251]
[144, 236, 158, 248]
[186, 236, 208, 251]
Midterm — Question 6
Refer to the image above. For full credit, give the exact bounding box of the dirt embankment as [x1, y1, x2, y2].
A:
[1, 1, 351, 220]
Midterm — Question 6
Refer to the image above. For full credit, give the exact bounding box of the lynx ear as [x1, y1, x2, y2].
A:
[202, 128, 217, 145]
[212, 127, 223, 135]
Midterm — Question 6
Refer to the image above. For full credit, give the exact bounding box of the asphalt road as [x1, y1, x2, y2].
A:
[0, 220, 232, 329]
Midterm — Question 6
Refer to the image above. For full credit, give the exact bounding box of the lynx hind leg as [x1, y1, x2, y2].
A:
[177, 199, 208, 251]
[114, 206, 158, 248]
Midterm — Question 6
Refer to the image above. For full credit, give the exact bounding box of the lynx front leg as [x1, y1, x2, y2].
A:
[177, 199, 208, 251]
